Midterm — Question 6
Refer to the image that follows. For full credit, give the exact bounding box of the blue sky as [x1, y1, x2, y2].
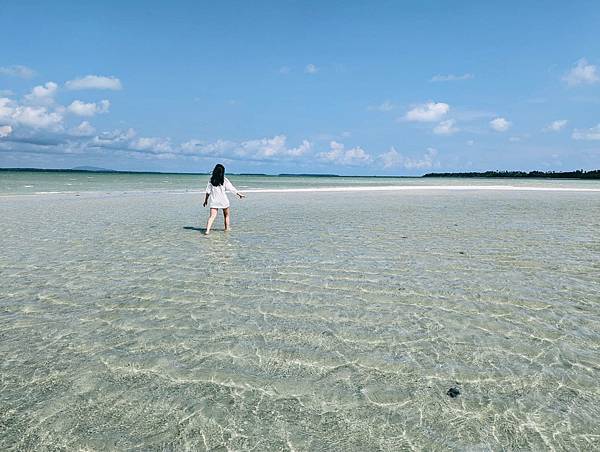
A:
[1, 0, 599, 175]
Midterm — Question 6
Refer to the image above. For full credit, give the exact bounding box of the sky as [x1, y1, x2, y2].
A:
[1, 0, 599, 175]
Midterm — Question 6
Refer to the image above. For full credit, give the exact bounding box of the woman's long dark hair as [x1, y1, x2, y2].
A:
[210, 164, 225, 186]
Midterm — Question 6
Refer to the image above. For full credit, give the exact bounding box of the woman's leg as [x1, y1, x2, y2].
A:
[223, 207, 231, 231]
[205, 208, 218, 234]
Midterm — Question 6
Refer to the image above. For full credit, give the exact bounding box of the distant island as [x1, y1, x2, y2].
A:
[423, 170, 600, 179]
[71, 166, 116, 172]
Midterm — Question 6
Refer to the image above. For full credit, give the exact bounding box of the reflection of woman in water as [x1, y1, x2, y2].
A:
[203, 164, 245, 235]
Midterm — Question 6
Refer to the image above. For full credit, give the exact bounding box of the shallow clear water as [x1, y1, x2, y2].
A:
[1, 183, 600, 450]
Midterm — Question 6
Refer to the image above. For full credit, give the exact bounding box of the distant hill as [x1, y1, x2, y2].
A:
[71, 166, 115, 172]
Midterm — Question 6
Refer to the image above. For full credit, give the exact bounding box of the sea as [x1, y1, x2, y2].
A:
[1, 170, 599, 450]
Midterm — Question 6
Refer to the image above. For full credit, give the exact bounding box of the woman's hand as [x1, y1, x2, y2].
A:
[237, 192, 246, 199]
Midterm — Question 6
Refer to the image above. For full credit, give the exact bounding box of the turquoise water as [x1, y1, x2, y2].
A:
[2, 170, 600, 195]
[1, 173, 600, 449]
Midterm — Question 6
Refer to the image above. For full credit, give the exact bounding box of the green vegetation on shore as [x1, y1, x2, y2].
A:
[423, 170, 600, 179]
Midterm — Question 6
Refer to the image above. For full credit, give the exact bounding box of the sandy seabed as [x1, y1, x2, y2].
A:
[1, 189, 600, 450]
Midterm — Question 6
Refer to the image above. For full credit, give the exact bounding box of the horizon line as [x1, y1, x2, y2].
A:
[1, 167, 600, 179]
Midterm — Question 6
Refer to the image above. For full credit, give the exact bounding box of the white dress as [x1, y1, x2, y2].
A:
[205, 177, 238, 208]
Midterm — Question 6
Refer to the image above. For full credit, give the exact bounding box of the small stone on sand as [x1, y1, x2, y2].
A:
[447, 387, 460, 398]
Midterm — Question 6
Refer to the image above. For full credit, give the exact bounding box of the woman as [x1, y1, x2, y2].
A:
[203, 164, 245, 235]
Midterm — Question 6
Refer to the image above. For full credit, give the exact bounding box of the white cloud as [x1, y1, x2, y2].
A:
[65, 75, 122, 90]
[433, 119, 459, 135]
[509, 136, 521, 142]
[563, 59, 599, 86]
[67, 99, 110, 116]
[69, 121, 96, 136]
[379, 147, 401, 168]
[379, 147, 438, 170]
[180, 139, 235, 156]
[368, 100, 395, 112]
[543, 119, 568, 132]
[181, 135, 311, 160]
[403, 147, 438, 169]
[12, 105, 63, 129]
[24, 82, 58, 105]
[92, 128, 136, 147]
[304, 64, 318, 74]
[0, 65, 36, 78]
[0, 98, 13, 120]
[0, 125, 12, 137]
[403, 102, 449, 122]
[239, 135, 311, 158]
[490, 117, 511, 132]
[130, 136, 173, 153]
[318, 141, 371, 166]
[0, 89, 14, 96]
[1, 95, 64, 131]
[572, 124, 600, 141]
[430, 73, 474, 82]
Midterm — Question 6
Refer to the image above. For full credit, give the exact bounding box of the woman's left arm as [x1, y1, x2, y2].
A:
[226, 179, 246, 198]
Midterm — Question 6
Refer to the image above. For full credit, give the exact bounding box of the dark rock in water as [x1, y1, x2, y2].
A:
[447, 387, 460, 398]
[458, 251, 465, 255]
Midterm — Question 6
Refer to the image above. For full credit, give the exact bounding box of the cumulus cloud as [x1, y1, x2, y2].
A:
[379, 147, 438, 170]
[180, 139, 235, 156]
[543, 119, 568, 132]
[572, 124, 600, 141]
[0, 65, 36, 78]
[92, 128, 136, 147]
[0, 97, 64, 130]
[433, 119, 459, 135]
[368, 100, 395, 112]
[0, 125, 12, 137]
[430, 73, 473, 82]
[563, 59, 599, 86]
[130, 136, 173, 154]
[403, 102, 449, 122]
[239, 135, 311, 158]
[304, 64, 318, 74]
[0, 98, 12, 120]
[69, 121, 96, 136]
[13, 106, 63, 129]
[67, 99, 110, 116]
[379, 147, 401, 169]
[24, 82, 58, 105]
[180, 135, 311, 161]
[490, 117, 511, 132]
[318, 141, 371, 166]
[65, 75, 122, 90]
